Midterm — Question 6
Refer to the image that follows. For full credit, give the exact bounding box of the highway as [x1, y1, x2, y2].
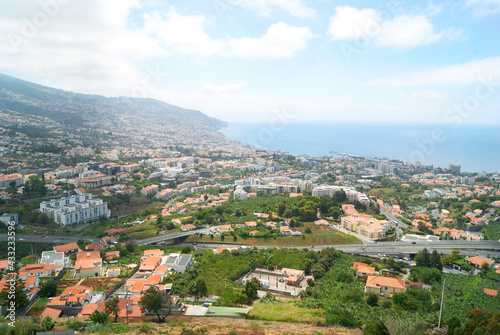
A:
[4, 230, 499, 259]
[0, 234, 95, 244]
[173, 240, 500, 258]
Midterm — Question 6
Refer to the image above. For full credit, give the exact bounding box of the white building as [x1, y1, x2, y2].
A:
[40, 194, 109, 226]
[233, 186, 248, 200]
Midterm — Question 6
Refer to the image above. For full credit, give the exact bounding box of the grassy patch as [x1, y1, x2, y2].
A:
[249, 301, 323, 323]
[126, 221, 157, 239]
[25, 297, 49, 316]
[109, 194, 164, 217]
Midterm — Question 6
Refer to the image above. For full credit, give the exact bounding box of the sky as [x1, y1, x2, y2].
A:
[0, 0, 499, 124]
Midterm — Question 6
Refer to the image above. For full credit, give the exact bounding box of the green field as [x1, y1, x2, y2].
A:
[249, 300, 323, 323]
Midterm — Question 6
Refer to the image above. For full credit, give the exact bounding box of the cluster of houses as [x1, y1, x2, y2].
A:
[35, 243, 194, 319]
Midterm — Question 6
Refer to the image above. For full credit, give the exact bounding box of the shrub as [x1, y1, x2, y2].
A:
[363, 320, 390, 335]
[86, 322, 112, 334]
[325, 306, 359, 328]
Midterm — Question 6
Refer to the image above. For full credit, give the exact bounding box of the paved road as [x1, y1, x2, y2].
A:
[175, 240, 500, 257]
[134, 227, 213, 246]
[0, 234, 95, 244]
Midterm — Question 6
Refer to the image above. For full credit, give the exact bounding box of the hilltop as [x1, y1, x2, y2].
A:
[0, 73, 230, 150]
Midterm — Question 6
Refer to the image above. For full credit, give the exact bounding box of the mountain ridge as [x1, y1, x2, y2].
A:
[0, 73, 227, 130]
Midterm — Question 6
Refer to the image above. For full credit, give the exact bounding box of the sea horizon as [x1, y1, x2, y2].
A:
[219, 122, 500, 174]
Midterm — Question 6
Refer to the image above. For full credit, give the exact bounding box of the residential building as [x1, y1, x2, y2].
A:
[0, 213, 18, 225]
[40, 250, 68, 268]
[40, 194, 109, 226]
[177, 254, 193, 274]
[465, 256, 494, 268]
[0, 173, 23, 189]
[53, 243, 80, 255]
[449, 164, 461, 174]
[141, 185, 159, 196]
[74, 251, 104, 278]
[365, 275, 406, 297]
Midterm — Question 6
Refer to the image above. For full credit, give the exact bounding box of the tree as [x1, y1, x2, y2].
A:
[0, 278, 29, 311]
[277, 203, 286, 216]
[23, 175, 46, 197]
[414, 248, 431, 268]
[139, 287, 172, 323]
[480, 262, 490, 277]
[194, 277, 208, 297]
[364, 320, 390, 335]
[367, 292, 379, 307]
[430, 250, 443, 271]
[89, 310, 110, 324]
[304, 227, 312, 234]
[181, 246, 192, 254]
[243, 278, 261, 302]
[105, 297, 120, 322]
[234, 208, 242, 217]
[40, 279, 58, 298]
[41, 316, 56, 331]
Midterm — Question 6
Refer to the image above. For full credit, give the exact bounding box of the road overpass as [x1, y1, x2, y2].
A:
[134, 227, 212, 246]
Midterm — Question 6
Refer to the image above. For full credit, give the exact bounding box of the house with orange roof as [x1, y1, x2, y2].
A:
[351, 262, 378, 277]
[53, 242, 80, 255]
[102, 236, 117, 243]
[314, 219, 329, 225]
[181, 224, 196, 231]
[106, 251, 120, 260]
[484, 288, 498, 297]
[218, 224, 234, 233]
[40, 307, 63, 319]
[137, 256, 162, 276]
[74, 251, 103, 278]
[85, 242, 106, 251]
[249, 230, 259, 236]
[365, 275, 406, 297]
[245, 221, 258, 227]
[60, 285, 94, 305]
[153, 264, 169, 276]
[465, 256, 494, 268]
[18, 263, 60, 278]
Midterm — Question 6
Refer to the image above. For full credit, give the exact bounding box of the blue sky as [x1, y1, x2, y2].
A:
[0, 0, 499, 124]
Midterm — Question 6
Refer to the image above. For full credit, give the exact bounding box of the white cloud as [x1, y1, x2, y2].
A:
[0, 0, 165, 95]
[368, 57, 500, 86]
[228, 0, 317, 19]
[146, 9, 314, 59]
[202, 81, 246, 94]
[144, 9, 225, 56]
[466, 0, 500, 16]
[326, 6, 461, 50]
[227, 22, 314, 59]
[401, 89, 445, 102]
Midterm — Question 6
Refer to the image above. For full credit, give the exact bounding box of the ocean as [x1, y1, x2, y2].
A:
[219, 122, 500, 173]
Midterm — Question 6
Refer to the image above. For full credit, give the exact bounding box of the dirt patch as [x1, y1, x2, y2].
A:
[53, 316, 362, 335]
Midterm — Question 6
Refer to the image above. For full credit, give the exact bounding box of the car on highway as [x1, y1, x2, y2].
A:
[411, 241, 416, 244]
